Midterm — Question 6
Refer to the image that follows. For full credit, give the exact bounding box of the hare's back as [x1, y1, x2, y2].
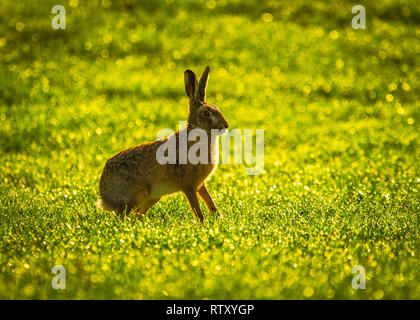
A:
[103, 142, 160, 180]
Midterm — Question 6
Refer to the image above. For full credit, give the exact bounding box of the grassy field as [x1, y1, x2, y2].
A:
[0, 0, 419, 299]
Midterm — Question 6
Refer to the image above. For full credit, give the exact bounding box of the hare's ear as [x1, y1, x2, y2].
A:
[184, 70, 199, 101]
[198, 65, 210, 101]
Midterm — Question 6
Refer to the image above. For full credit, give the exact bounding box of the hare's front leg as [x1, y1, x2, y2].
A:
[198, 184, 219, 216]
[183, 189, 205, 221]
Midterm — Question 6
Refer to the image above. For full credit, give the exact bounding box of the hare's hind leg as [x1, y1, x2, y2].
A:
[131, 185, 160, 216]
[133, 198, 160, 216]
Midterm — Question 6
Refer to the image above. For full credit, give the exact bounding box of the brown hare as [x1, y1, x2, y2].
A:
[97, 66, 228, 221]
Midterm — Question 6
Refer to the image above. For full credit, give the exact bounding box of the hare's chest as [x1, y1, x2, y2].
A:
[197, 163, 217, 182]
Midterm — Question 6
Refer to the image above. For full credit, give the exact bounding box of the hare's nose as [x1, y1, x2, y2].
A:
[223, 122, 229, 129]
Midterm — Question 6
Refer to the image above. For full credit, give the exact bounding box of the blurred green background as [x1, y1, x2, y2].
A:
[0, 0, 418, 299]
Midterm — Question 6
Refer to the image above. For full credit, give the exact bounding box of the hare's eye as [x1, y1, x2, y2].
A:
[203, 110, 210, 117]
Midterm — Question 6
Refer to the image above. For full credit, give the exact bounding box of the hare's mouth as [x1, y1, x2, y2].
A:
[210, 128, 227, 136]
[218, 128, 228, 136]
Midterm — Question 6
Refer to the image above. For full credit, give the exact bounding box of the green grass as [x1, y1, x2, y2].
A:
[0, 0, 419, 299]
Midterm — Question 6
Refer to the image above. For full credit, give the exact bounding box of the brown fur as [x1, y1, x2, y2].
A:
[97, 66, 228, 221]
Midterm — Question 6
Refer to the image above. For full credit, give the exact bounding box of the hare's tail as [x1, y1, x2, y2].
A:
[96, 198, 115, 212]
